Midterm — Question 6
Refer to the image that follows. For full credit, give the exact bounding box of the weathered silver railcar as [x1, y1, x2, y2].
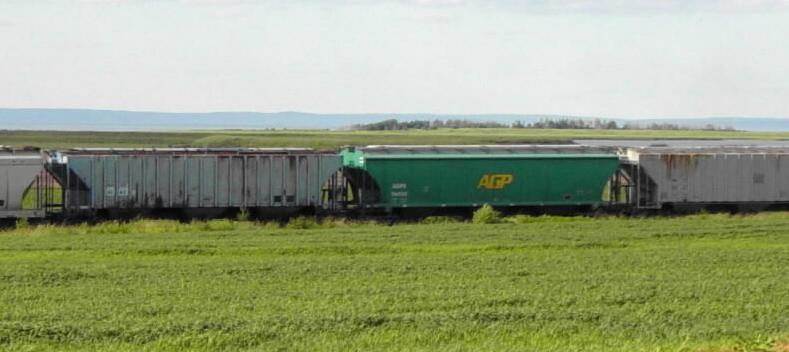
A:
[55, 148, 343, 216]
[624, 147, 789, 209]
[0, 147, 46, 219]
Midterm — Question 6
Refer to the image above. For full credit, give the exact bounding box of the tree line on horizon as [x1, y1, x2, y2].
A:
[350, 118, 737, 131]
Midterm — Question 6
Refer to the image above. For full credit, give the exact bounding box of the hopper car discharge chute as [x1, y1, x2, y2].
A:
[0, 147, 61, 221]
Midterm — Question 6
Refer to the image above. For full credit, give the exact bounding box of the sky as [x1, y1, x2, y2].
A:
[1, 0, 788, 118]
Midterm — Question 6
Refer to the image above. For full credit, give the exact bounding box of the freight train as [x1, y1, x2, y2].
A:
[2, 144, 788, 222]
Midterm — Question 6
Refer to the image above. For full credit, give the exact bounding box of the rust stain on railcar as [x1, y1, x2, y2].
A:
[660, 154, 702, 170]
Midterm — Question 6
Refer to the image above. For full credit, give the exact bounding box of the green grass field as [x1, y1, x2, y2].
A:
[1, 213, 787, 351]
[2, 128, 788, 149]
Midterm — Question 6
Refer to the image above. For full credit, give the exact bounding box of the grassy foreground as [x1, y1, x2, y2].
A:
[2, 128, 788, 149]
[0, 213, 787, 351]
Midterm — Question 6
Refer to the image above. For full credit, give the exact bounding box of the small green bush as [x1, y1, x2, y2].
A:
[237, 208, 250, 222]
[472, 204, 501, 224]
[14, 218, 30, 230]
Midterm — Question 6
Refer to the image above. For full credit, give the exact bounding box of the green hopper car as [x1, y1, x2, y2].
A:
[341, 146, 621, 210]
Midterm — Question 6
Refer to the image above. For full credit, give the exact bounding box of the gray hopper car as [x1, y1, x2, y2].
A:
[55, 148, 343, 216]
[625, 147, 789, 209]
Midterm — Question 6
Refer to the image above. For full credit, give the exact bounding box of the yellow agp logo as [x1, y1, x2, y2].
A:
[477, 174, 514, 190]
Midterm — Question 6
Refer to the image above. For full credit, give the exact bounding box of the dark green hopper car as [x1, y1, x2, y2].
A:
[340, 146, 622, 212]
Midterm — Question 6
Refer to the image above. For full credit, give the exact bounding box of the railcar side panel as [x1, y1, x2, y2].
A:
[342, 149, 620, 208]
[59, 151, 341, 212]
[631, 150, 789, 206]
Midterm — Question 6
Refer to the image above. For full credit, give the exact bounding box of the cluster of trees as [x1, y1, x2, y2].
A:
[351, 118, 735, 131]
[351, 119, 508, 131]
[622, 122, 735, 131]
[514, 118, 619, 129]
[515, 119, 735, 131]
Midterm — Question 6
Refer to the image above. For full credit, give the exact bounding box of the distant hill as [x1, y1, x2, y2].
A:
[0, 108, 787, 132]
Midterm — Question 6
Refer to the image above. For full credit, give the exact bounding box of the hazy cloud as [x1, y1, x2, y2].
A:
[3, 0, 788, 116]
[396, 0, 789, 13]
[500, 0, 789, 13]
[67, 0, 789, 12]
[405, 0, 465, 6]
